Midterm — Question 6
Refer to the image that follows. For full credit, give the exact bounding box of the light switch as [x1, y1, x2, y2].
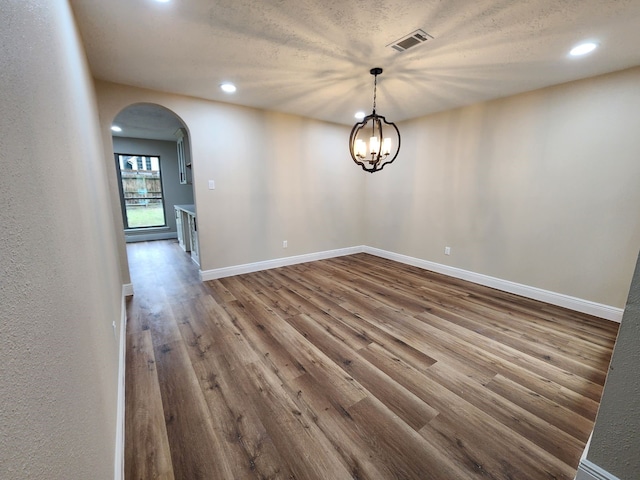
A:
[208, 179, 215, 190]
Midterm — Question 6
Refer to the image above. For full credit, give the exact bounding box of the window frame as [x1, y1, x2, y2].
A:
[114, 153, 167, 230]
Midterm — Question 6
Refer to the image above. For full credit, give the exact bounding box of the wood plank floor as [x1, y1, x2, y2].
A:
[125, 240, 619, 480]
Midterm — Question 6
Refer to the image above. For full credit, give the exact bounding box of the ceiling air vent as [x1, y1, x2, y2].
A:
[388, 29, 433, 52]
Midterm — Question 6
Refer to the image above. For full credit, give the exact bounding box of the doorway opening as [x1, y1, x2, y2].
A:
[111, 103, 195, 248]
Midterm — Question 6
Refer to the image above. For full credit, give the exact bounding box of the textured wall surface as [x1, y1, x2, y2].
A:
[588, 252, 640, 478]
[365, 67, 640, 308]
[0, 1, 122, 478]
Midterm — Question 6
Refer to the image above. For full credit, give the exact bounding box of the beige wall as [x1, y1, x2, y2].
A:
[95, 82, 365, 272]
[97, 69, 640, 309]
[365, 67, 640, 308]
[0, 1, 123, 479]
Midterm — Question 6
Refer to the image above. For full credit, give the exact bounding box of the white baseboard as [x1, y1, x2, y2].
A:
[363, 247, 623, 322]
[576, 459, 621, 480]
[122, 283, 134, 297]
[114, 290, 128, 480]
[198, 245, 622, 322]
[199, 246, 364, 281]
[125, 231, 177, 243]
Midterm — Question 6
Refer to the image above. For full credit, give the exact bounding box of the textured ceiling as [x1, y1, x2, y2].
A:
[71, 0, 640, 131]
[112, 104, 185, 141]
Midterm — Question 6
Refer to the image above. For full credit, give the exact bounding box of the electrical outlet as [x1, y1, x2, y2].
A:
[444, 246, 451, 255]
[283, 240, 288, 248]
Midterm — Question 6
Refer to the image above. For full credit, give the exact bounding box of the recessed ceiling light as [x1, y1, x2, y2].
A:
[220, 83, 237, 93]
[355, 111, 366, 120]
[569, 42, 598, 57]
[154, 0, 171, 3]
[111, 125, 122, 132]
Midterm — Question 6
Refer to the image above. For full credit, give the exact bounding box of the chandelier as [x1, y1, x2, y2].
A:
[349, 67, 401, 173]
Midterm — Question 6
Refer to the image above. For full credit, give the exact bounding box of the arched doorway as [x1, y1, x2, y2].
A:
[111, 104, 196, 262]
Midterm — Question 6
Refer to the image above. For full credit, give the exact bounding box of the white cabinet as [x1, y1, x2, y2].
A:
[174, 204, 199, 265]
[175, 206, 190, 252]
[188, 214, 199, 265]
[175, 128, 192, 185]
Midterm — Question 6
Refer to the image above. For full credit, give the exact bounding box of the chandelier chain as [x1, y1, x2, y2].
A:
[372, 73, 377, 113]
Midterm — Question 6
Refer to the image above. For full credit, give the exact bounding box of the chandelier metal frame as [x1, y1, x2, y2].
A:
[349, 67, 401, 173]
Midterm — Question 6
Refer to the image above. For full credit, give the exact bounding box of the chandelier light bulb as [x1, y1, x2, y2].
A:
[382, 138, 391, 155]
[370, 136, 380, 155]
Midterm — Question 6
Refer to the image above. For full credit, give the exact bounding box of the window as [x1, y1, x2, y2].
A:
[115, 154, 166, 229]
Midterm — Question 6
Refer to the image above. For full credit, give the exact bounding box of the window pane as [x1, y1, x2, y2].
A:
[116, 155, 166, 228]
